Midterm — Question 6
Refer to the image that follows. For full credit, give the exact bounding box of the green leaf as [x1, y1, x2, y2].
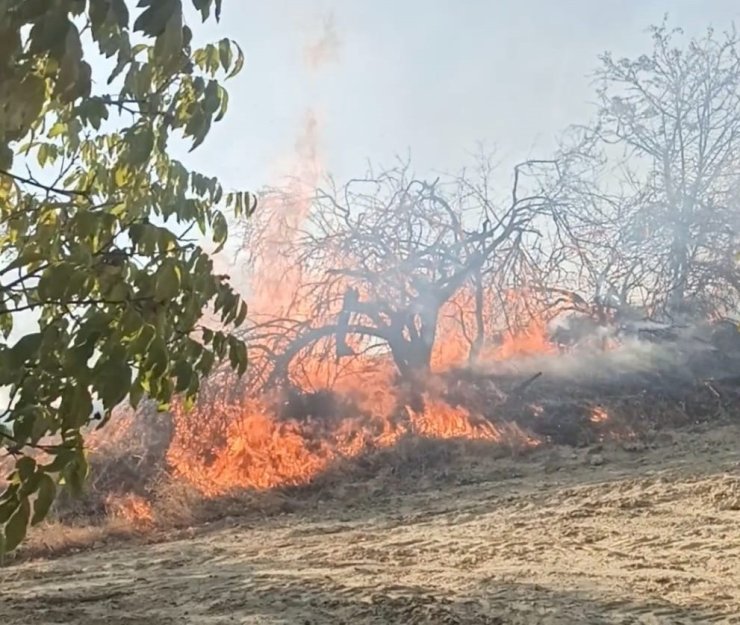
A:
[94, 356, 132, 408]
[0, 499, 18, 525]
[61, 452, 89, 497]
[128, 124, 155, 166]
[0, 145, 13, 169]
[3, 498, 30, 553]
[60, 384, 94, 429]
[154, 262, 181, 302]
[130, 323, 156, 354]
[31, 474, 56, 526]
[228, 336, 248, 375]
[16, 457, 36, 482]
[42, 447, 77, 474]
[37, 143, 49, 167]
[145, 337, 169, 379]
[38, 263, 77, 301]
[10, 333, 42, 368]
[48, 122, 66, 137]
[227, 40, 245, 78]
[133, 0, 180, 37]
[218, 38, 233, 72]
[173, 358, 193, 392]
[114, 163, 132, 187]
[192, 0, 216, 21]
[111, 0, 130, 27]
[211, 210, 228, 252]
[234, 301, 248, 326]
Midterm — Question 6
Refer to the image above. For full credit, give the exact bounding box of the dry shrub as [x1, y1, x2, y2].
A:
[17, 518, 137, 562]
[53, 405, 173, 523]
[13, 358, 740, 562]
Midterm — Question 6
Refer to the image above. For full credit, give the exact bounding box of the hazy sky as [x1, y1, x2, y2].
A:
[186, 0, 740, 192]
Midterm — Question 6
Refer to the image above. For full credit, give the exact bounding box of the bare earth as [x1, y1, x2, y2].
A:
[2, 425, 740, 625]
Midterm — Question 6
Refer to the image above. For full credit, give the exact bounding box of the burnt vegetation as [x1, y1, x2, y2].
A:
[220, 23, 740, 446]
[13, 22, 740, 544]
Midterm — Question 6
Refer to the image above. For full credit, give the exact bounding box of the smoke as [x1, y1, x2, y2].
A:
[304, 12, 341, 73]
[293, 109, 322, 183]
[227, 11, 338, 308]
[470, 323, 723, 385]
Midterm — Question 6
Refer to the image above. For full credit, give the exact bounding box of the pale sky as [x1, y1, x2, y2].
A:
[186, 0, 740, 191]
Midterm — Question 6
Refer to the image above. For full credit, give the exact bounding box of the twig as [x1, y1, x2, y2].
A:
[508, 371, 543, 399]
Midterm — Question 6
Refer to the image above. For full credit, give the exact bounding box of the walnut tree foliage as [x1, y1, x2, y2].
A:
[0, 0, 253, 554]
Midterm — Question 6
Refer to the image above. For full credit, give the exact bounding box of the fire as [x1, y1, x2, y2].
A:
[167, 399, 336, 494]
[405, 399, 500, 441]
[105, 493, 154, 526]
[159, 272, 554, 498]
[495, 317, 555, 359]
[431, 287, 557, 368]
[79, 24, 565, 518]
[165, 390, 515, 497]
[590, 406, 609, 424]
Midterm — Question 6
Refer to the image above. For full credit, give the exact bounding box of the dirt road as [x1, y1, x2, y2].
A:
[2, 425, 739, 624]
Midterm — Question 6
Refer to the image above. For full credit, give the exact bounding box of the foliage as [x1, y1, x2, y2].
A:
[0, 0, 253, 553]
[569, 21, 740, 316]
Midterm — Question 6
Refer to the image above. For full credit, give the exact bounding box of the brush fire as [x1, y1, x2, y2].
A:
[3, 132, 737, 535]
[2, 25, 738, 567]
[7, 9, 740, 625]
[67, 153, 740, 528]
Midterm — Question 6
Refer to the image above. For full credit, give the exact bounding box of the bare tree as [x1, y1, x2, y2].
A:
[240, 158, 563, 390]
[588, 21, 740, 318]
[230, 21, 740, 400]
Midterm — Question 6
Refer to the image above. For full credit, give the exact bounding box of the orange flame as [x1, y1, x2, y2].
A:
[590, 406, 609, 424]
[166, 390, 518, 497]
[163, 286, 556, 497]
[105, 493, 154, 527]
[405, 399, 500, 441]
[495, 317, 555, 359]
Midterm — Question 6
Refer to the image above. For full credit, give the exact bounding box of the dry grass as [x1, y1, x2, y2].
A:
[20, 519, 137, 561]
[5, 361, 740, 563]
[4, 423, 740, 625]
[9, 434, 535, 562]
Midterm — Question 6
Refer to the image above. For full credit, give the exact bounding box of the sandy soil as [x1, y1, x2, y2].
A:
[2, 424, 740, 624]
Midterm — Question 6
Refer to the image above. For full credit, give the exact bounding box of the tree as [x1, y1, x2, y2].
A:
[241, 158, 562, 390]
[0, 0, 253, 553]
[589, 22, 740, 318]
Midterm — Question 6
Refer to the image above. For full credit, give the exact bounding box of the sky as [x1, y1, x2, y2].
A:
[185, 0, 740, 193]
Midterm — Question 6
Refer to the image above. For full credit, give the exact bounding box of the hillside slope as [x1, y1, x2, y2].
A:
[2, 425, 739, 625]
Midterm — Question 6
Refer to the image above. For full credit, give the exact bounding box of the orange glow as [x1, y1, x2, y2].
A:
[495, 316, 556, 359]
[159, 282, 557, 499]
[82, 34, 567, 512]
[165, 390, 523, 496]
[105, 493, 154, 526]
[405, 399, 500, 441]
[590, 406, 609, 424]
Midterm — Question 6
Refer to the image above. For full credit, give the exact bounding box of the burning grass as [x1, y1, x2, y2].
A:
[7, 148, 740, 558]
[10, 331, 738, 564]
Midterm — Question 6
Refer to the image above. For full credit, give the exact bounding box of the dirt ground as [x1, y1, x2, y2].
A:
[1, 424, 740, 625]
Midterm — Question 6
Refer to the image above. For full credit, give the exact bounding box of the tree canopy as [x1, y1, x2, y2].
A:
[0, 0, 252, 553]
